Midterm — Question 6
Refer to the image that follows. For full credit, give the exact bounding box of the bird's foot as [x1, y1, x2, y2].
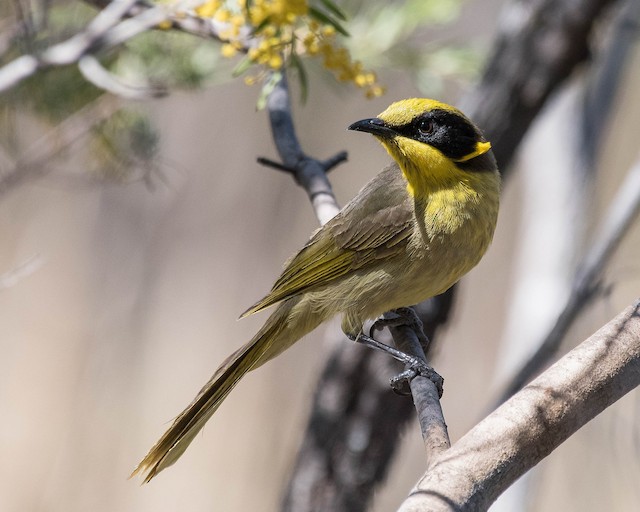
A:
[390, 363, 444, 398]
[351, 331, 443, 398]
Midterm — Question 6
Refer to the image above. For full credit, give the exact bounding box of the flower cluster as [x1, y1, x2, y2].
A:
[189, 0, 384, 98]
[302, 22, 384, 98]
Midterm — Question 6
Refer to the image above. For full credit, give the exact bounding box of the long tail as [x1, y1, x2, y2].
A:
[131, 297, 319, 482]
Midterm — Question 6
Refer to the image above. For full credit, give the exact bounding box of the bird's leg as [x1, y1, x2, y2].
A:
[370, 307, 442, 395]
[350, 331, 423, 367]
[349, 309, 443, 398]
[369, 307, 430, 352]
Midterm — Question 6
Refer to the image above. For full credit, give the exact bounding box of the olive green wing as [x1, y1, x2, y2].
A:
[241, 165, 413, 317]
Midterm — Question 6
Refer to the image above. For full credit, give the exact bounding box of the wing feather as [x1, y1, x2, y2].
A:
[241, 165, 413, 317]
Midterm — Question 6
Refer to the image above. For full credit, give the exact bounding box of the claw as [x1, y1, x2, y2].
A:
[390, 368, 416, 396]
[351, 331, 444, 398]
[391, 363, 444, 398]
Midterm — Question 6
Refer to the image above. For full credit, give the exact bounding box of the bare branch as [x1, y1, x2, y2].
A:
[78, 55, 167, 99]
[45, 0, 140, 65]
[497, 153, 640, 404]
[263, 73, 341, 225]
[257, 151, 347, 176]
[388, 320, 450, 459]
[89, 5, 171, 49]
[398, 300, 640, 512]
[0, 0, 169, 94]
[84, 0, 251, 45]
[0, 55, 39, 92]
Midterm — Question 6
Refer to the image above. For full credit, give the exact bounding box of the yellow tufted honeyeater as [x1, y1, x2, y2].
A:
[132, 98, 500, 482]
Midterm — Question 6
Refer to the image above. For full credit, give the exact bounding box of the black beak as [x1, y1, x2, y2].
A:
[348, 118, 396, 138]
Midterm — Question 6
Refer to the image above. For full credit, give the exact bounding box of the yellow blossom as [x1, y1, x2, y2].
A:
[190, 0, 384, 98]
[231, 15, 245, 28]
[321, 25, 335, 37]
[366, 85, 386, 99]
[221, 43, 238, 58]
[269, 54, 284, 69]
[195, 0, 220, 18]
[214, 8, 231, 22]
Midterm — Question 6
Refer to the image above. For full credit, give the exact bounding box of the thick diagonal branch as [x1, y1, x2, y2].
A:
[398, 300, 640, 512]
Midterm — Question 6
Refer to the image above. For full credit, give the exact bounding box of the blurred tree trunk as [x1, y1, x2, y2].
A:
[491, 3, 637, 508]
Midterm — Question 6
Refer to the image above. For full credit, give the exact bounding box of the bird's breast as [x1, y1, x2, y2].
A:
[409, 180, 499, 290]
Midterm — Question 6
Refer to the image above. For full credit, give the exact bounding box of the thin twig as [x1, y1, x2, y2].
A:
[0, 0, 254, 95]
[83, 0, 252, 46]
[256, 157, 298, 174]
[321, 151, 348, 172]
[0, 1, 168, 94]
[78, 55, 167, 99]
[496, 153, 640, 405]
[42, 0, 140, 65]
[257, 151, 347, 176]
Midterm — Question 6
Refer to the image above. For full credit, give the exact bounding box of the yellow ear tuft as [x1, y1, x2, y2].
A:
[455, 141, 491, 163]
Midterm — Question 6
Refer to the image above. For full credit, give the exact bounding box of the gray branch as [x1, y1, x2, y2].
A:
[84, 0, 252, 45]
[0, 0, 234, 95]
[388, 320, 450, 458]
[397, 300, 640, 511]
[263, 73, 342, 225]
[78, 55, 167, 99]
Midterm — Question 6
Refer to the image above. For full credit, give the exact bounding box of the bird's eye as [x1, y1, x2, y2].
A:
[418, 119, 434, 136]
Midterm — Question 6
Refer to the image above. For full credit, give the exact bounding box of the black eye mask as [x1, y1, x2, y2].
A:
[393, 109, 481, 161]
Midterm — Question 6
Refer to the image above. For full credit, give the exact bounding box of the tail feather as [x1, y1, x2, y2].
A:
[131, 299, 297, 482]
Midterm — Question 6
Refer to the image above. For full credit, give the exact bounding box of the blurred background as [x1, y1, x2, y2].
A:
[1, 0, 640, 510]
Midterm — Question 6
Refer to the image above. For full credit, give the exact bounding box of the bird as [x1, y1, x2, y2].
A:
[132, 98, 500, 482]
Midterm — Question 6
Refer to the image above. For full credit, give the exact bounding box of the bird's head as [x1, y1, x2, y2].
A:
[348, 98, 496, 195]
